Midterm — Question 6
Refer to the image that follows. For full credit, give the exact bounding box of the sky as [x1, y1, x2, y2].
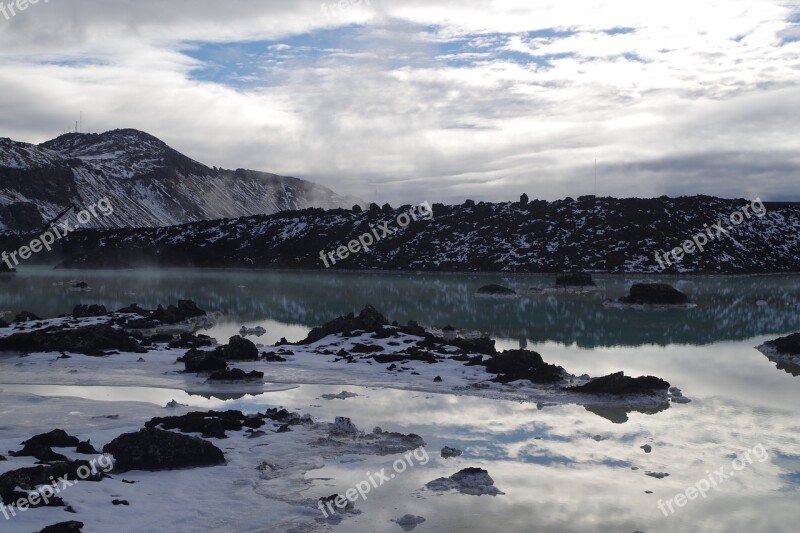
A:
[0, 0, 798, 204]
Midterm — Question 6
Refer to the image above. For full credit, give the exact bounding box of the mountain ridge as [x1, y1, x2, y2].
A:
[0, 129, 363, 231]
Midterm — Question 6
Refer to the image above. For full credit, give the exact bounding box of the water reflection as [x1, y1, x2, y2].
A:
[2, 268, 799, 348]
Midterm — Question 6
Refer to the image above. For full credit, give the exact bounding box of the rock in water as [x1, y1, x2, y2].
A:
[568, 371, 669, 395]
[299, 305, 389, 344]
[102, 428, 225, 472]
[761, 332, 800, 355]
[618, 283, 690, 305]
[38, 522, 85, 533]
[331, 417, 358, 435]
[426, 467, 504, 496]
[476, 284, 516, 296]
[484, 349, 564, 383]
[221, 335, 259, 360]
[441, 446, 462, 458]
[393, 514, 426, 530]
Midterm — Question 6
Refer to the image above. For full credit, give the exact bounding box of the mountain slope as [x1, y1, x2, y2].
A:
[0, 129, 362, 231]
[22, 195, 800, 273]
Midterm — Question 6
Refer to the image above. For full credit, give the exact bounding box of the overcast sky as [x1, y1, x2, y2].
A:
[1, 0, 798, 204]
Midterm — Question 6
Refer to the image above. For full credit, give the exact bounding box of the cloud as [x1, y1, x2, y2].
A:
[0, 0, 798, 204]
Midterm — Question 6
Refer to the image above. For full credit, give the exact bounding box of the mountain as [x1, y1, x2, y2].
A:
[16, 195, 800, 273]
[0, 129, 362, 231]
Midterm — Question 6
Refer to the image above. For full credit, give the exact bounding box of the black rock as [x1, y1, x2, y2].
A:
[448, 336, 497, 355]
[168, 332, 213, 349]
[484, 349, 564, 384]
[568, 371, 670, 395]
[183, 349, 227, 373]
[116, 303, 148, 316]
[263, 353, 287, 362]
[38, 521, 84, 533]
[618, 284, 690, 305]
[0, 325, 145, 356]
[150, 300, 206, 324]
[102, 428, 225, 472]
[0, 463, 94, 505]
[224, 335, 259, 360]
[145, 410, 264, 438]
[21, 429, 80, 448]
[476, 284, 516, 295]
[10, 442, 69, 463]
[14, 311, 41, 322]
[299, 305, 389, 344]
[76, 440, 99, 454]
[351, 343, 383, 353]
[72, 304, 108, 318]
[762, 332, 800, 355]
[111, 499, 129, 505]
[208, 368, 264, 381]
[433, 376, 443, 382]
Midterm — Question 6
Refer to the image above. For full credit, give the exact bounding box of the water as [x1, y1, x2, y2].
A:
[1, 267, 799, 532]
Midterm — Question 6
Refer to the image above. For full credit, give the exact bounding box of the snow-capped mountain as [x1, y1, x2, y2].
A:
[0, 129, 363, 231]
[22, 195, 800, 273]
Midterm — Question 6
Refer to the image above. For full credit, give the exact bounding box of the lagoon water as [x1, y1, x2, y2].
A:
[1, 267, 799, 532]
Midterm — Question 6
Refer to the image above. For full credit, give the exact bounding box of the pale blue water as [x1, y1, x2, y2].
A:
[1, 267, 798, 532]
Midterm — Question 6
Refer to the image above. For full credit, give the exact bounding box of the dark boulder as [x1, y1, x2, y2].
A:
[476, 284, 516, 295]
[11, 443, 68, 463]
[299, 305, 389, 344]
[618, 284, 690, 305]
[151, 300, 206, 324]
[484, 349, 564, 383]
[145, 410, 264, 439]
[0, 325, 145, 356]
[568, 371, 670, 394]
[14, 311, 41, 322]
[183, 349, 228, 373]
[21, 429, 80, 448]
[762, 332, 800, 355]
[76, 440, 99, 454]
[0, 461, 98, 505]
[169, 332, 213, 349]
[39, 522, 84, 533]
[116, 303, 149, 316]
[102, 428, 225, 472]
[448, 336, 497, 355]
[72, 304, 108, 318]
[223, 335, 259, 360]
[208, 368, 264, 381]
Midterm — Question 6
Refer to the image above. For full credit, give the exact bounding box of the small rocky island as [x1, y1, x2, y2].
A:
[609, 283, 693, 308]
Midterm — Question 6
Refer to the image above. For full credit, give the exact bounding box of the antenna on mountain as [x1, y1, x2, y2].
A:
[80, 111, 82, 133]
[594, 158, 597, 196]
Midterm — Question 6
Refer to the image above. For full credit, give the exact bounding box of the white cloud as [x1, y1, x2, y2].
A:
[0, 0, 798, 203]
